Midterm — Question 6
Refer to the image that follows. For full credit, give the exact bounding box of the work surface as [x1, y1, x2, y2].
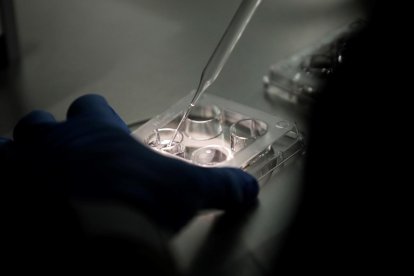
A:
[1, 0, 362, 275]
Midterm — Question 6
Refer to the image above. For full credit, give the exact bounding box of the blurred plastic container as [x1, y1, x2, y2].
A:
[263, 20, 365, 104]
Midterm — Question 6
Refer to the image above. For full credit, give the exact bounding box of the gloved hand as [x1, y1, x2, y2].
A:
[3, 94, 258, 232]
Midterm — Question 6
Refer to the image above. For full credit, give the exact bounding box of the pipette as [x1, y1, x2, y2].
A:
[169, 0, 262, 146]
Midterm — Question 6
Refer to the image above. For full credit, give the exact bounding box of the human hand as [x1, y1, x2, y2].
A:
[5, 94, 258, 231]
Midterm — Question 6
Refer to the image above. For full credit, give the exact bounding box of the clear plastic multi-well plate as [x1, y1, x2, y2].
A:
[132, 92, 305, 186]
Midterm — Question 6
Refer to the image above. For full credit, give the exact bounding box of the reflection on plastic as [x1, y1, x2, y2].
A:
[191, 145, 231, 167]
[230, 119, 268, 152]
[185, 105, 223, 140]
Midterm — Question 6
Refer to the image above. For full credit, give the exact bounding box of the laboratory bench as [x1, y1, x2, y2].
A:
[0, 0, 363, 275]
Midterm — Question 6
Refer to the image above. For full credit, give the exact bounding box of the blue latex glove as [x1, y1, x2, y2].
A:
[3, 94, 258, 232]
